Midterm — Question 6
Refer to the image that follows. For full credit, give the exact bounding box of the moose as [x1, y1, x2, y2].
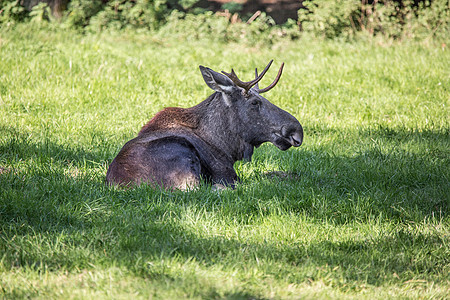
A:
[106, 60, 303, 190]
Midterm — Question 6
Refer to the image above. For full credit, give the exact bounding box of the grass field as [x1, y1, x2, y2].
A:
[0, 25, 449, 299]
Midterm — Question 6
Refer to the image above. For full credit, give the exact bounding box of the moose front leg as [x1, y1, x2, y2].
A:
[209, 165, 239, 189]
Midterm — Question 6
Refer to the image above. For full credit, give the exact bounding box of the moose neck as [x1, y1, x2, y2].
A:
[190, 92, 254, 163]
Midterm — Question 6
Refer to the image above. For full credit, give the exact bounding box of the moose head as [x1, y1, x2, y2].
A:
[201, 60, 303, 153]
[106, 60, 303, 189]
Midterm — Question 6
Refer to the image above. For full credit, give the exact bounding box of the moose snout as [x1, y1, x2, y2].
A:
[282, 125, 303, 147]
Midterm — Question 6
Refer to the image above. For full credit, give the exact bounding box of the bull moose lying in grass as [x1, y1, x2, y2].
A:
[106, 60, 303, 190]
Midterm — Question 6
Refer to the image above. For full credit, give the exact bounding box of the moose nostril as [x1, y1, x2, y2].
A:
[281, 125, 303, 147]
[290, 137, 300, 146]
[290, 132, 303, 147]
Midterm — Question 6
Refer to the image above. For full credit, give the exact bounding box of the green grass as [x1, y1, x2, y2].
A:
[0, 25, 449, 299]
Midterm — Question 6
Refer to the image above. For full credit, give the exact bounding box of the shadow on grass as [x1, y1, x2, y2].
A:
[0, 125, 448, 291]
[0, 126, 111, 166]
[244, 125, 449, 222]
[119, 219, 447, 286]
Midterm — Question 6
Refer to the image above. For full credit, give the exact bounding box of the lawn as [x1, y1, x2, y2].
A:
[0, 25, 449, 299]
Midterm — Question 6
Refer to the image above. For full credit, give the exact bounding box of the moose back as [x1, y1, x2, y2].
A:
[106, 60, 303, 190]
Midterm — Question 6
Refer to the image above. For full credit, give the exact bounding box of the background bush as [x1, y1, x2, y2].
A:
[155, 10, 285, 44]
[68, 0, 169, 31]
[298, 0, 450, 40]
[0, 0, 448, 40]
[0, 0, 28, 24]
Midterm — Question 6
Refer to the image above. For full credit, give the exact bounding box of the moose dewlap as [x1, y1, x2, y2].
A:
[106, 60, 303, 190]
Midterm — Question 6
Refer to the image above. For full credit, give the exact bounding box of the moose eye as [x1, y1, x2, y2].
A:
[250, 99, 260, 106]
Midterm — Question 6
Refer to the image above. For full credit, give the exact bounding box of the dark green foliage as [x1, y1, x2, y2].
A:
[0, 0, 197, 30]
[78, 0, 169, 31]
[63, 0, 104, 28]
[1, 0, 448, 41]
[298, 0, 450, 40]
[298, 0, 360, 39]
[0, 0, 27, 24]
[156, 10, 279, 45]
[221, 1, 243, 14]
[28, 2, 52, 23]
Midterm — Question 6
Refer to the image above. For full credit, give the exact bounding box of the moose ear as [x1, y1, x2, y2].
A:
[199, 66, 235, 93]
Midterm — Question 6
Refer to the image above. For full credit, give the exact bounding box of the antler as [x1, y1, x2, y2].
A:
[255, 62, 284, 94]
[221, 60, 274, 95]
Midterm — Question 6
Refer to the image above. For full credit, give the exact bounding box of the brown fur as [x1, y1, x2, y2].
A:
[139, 107, 199, 136]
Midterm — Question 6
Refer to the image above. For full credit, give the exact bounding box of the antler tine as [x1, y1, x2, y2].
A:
[221, 69, 246, 88]
[256, 62, 284, 94]
[251, 59, 273, 89]
[222, 60, 273, 94]
[254, 68, 259, 90]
